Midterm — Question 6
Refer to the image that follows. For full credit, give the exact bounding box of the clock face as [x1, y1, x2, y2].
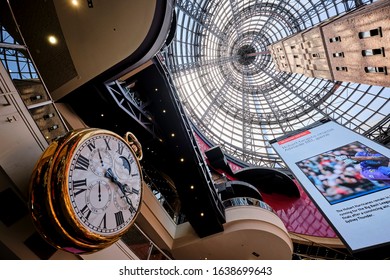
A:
[67, 132, 142, 236]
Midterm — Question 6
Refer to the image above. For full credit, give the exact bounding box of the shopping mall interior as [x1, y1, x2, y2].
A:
[0, 0, 389, 260]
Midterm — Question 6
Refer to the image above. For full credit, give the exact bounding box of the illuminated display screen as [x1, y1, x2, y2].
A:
[270, 119, 390, 257]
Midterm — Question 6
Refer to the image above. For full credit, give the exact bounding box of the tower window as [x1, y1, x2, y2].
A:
[312, 53, 320, 58]
[329, 36, 341, 43]
[362, 48, 384, 57]
[358, 27, 382, 39]
[364, 66, 387, 74]
[333, 52, 344, 58]
[336, 66, 347, 72]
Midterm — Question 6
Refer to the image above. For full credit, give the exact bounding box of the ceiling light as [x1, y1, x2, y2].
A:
[162, 109, 166, 113]
[100, 113, 104, 117]
[200, 212, 204, 217]
[171, 133, 175, 137]
[190, 185, 194, 189]
[71, 0, 79, 7]
[155, 88, 158, 92]
[180, 158, 184, 162]
[47, 35, 58, 45]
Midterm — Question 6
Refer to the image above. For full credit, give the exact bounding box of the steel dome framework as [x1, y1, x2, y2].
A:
[163, 0, 389, 168]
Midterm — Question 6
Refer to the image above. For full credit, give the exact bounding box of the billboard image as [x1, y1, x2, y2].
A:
[270, 119, 390, 257]
[296, 141, 390, 205]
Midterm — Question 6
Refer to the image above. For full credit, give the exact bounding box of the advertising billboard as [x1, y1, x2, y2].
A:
[270, 119, 390, 258]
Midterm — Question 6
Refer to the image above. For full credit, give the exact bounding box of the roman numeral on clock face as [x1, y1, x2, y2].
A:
[116, 142, 124, 155]
[86, 140, 96, 152]
[98, 213, 107, 229]
[129, 203, 136, 214]
[129, 157, 135, 164]
[114, 211, 124, 226]
[104, 138, 111, 150]
[72, 178, 87, 196]
[81, 205, 92, 220]
[75, 155, 89, 171]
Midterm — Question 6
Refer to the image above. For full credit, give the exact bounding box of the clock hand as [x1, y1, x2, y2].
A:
[105, 168, 134, 206]
[98, 149, 104, 166]
[105, 167, 118, 184]
[98, 181, 101, 202]
[105, 168, 132, 192]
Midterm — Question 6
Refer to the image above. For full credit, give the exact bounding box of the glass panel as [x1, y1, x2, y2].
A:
[163, 0, 384, 168]
[0, 25, 68, 143]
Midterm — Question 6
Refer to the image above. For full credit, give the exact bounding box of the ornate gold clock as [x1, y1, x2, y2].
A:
[29, 128, 143, 254]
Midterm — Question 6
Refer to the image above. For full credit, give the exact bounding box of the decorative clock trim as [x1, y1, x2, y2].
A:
[29, 128, 143, 254]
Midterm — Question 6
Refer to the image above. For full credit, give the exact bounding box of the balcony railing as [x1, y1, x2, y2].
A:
[223, 197, 274, 213]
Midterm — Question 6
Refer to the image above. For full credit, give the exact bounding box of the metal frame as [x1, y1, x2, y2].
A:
[163, 0, 388, 168]
[105, 80, 161, 139]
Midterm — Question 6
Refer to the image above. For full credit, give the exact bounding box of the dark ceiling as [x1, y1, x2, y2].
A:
[0, 0, 77, 92]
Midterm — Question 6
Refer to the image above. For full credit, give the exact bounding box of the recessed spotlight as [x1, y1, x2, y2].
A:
[155, 88, 158, 92]
[171, 133, 175, 137]
[180, 158, 184, 162]
[162, 109, 166, 113]
[48, 35, 58, 45]
[190, 185, 194, 189]
[200, 212, 204, 217]
[71, 0, 79, 7]
[100, 113, 104, 117]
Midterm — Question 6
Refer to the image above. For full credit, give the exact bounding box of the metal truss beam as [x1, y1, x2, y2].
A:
[105, 80, 160, 138]
[364, 115, 390, 146]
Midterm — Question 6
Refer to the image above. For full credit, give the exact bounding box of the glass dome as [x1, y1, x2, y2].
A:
[163, 0, 389, 168]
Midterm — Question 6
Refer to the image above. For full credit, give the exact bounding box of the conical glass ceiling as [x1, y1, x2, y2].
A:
[165, 0, 389, 168]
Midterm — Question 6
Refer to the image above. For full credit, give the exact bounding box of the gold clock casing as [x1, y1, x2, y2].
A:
[29, 128, 143, 254]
